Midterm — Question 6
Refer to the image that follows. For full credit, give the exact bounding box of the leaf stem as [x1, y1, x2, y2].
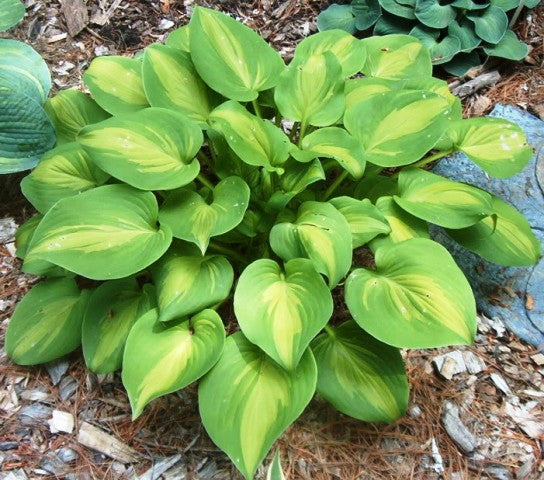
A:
[252, 99, 263, 118]
[392, 149, 453, 178]
[324, 324, 336, 337]
[322, 170, 349, 201]
[208, 241, 246, 264]
[298, 121, 308, 147]
[197, 173, 214, 190]
[510, 0, 526, 27]
[289, 122, 300, 142]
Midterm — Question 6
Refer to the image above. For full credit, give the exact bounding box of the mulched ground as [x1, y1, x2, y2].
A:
[1, 1, 544, 479]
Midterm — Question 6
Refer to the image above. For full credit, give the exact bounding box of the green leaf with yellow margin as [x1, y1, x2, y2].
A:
[189, 7, 285, 101]
[234, 258, 333, 370]
[6, 278, 90, 365]
[15, 214, 42, 259]
[199, 332, 317, 480]
[395, 168, 494, 228]
[78, 108, 203, 191]
[165, 25, 190, 52]
[311, 320, 409, 422]
[27, 184, 172, 280]
[345, 78, 395, 109]
[123, 308, 225, 419]
[345, 238, 477, 348]
[266, 451, 286, 480]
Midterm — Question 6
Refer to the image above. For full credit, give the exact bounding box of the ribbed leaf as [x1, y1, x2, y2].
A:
[166, 25, 190, 51]
[373, 14, 415, 35]
[483, 30, 529, 60]
[352, 0, 382, 30]
[466, 6, 508, 44]
[442, 51, 481, 76]
[0, 0, 25, 31]
[378, 0, 416, 18]
[415, 0, 456, 28]
[317, 4, 356, 33]
[448, 19, 481, 52]
[410, 26, 461, 64]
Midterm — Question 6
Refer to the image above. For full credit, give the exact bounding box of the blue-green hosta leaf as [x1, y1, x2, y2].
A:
[43, 90, 110, 145]
[78, 108, 203, 190]
[84, 56, 149, 115]
[26, 184, 172, 280]
[0, 0, 25, 31]
[345, 238, 477, 348]
[344, 90, 450, 167]
[317, 4, 356, 33]
[410, 26, 461, 64]
[266, 451, 286, 480]
[466, 6, 508, 44]
[123, 308, 225, 419]
[311, 320, 409, 422]
[82, 278, 153, 373]
[330, 196, 391, 248]
[525, 0, 540, 7]
[274, 52, 345, 127]
[352, 0, 382, 30]
[293, 29, 367, 77]
[199, 332, 317, 480]
[21, 142, 110, 214]
[451, 0, 490, 9]
[234, 258, 333, 370]
[447, 195, 541, 266]
[395, 168, 493, 228]
[447, 118, 532, 178]
[378, 0, 416, 18]
[491, 0, 519, 11]
[6, 278, 89, 365]
[448, 19, 481, 52]
[209, 100, 290, 172]
[414, 0, 456, 28]
[483, 30, 529, 60]
[442, 51, 481, 76]
[159, 176, 250, 253]
[189, 7, 285, 101]
[165, 25, 190, 51]
[373, 14, 415, 35]
[142, 44, 213, 125]
[152, 243, 233, 322]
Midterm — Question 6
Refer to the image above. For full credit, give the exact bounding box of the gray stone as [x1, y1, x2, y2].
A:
[0, 442, 18, 451]
[485, 465, 512, 480]
[0, 218, 17, 244]
[59, 375, 77, 401]
[2, 469, 28, 480]
[18, 404, 52, 426]
[138, 454, 184, 480]
[490, 372, 512, 395]
[55, 447, 79, 463]
[45, 359, 69, 386]
[441, 402, 477, 454]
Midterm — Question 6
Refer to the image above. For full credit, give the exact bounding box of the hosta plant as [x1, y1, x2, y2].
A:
[317, 0, 541, 75]
[7, 7, 541, 479]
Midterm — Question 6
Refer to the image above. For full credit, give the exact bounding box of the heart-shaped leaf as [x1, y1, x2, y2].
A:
[491, 0, 519, 11]
[123, 308, 225, 419]
[317, 4, 356, 33]
[483, 30, 529, 60]
[78, 107, 203, 191]
[451, 0, 490, 9]
[441, 51, 481, 76]
[345, 77, 396, 108]
[466, 6, 508, 44]
[0, 0, 25, 31]
[448, 19, 481, 52]
[415, 0, 456, 28]
[27, 184, 172, 280]
[199, 332, 317, 480]
[410, 26, 461, 64]
[373, 14, 415, 35]
[159, 176, 250, 253]
[345, 238, 477, 348]
[234, 258, 333, 370]
[311, 320, 409, 422]
[353, 0, 382, 30]
[378, 0, 416, 18]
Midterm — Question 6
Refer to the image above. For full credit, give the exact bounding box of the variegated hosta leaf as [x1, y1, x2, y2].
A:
[142, 44, 213, 125]
[447, 118, 532, 178]
[78, 108, 203, 191]
[447, 195, 541, 267]
[344, 90, 450, 167]
[123, 308, 225, 419]
[15, 214, 42, 259]
[330, 196, 391, 248]
[293, 29, 367, 77]
[6, 278, 89, 365]
[26, 184, 172, 280]
[82, 278, 153, 374]
[311, 320, 409, 422]
[209, 100, 290, 172]
[274, 52, 345, 127]
[360, 34, 432, 80]
[269, 201, 353, 288]
[83, 56, 149, 115]
[234, 258, 333, 370]
[199, 332, 317, 480]
[189, 7, 285, 101]
[0, 0, 25, 32]
[395, 168, 493, 229]
[21, 142, 110, 214]
[166, 25, 190, 51]
[159, 176, 250, 253]
[266, 451, 286, 480]
[296, 127, 366, 179]
[152, 243, 234, 322]
[345, 238, 477, 348]
[43, 89, 110, 145]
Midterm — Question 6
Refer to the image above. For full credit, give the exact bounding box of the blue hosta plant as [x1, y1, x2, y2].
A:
[6, 8, 541, 479]
[318, 0, 541, 75]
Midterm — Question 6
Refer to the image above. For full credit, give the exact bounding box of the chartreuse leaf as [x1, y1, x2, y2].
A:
[21, 142, 110, 214]
[447, 118, 532, 178]
[466, 6, 508, 44]
[317, 4, 356, 33]
[345, 78, 395, 108]
[84, 56, 149, 115]
[6, 278, 89, 365]
[234, 258, 333, 370]
[0, 0, 25, 31]
[311, 320, 409, 422]
[166, 25, 190, 51]
[123, 308, 225, 419]
[345, 238, 477, 348]
[344, 90, 450, 167]
[293, 29, 367, 77]
[447, 195, 541, 267]
[414, 0, 456, 28]
[43, 90, 110, 144]
[152, 243, 234, 322]
[270, 201, 352, 288]
[82, 278, 153, 374]
[483, 30, 529, 60]
[209, 101, 290, 172]
[395, 168, 493, 228]
[159, 176, 250, 253]
[361, 34, 432, 80]
[274, 52, 345, 127]
[189, 7, 285, 101]
[330, 197, 391, 248]
[199, 332, 317, 480]
[26, 184, 172, 280]
[78, 108, 203, 190]
[266, 451, 286, 480]
[15, 214, 42, 259]
[142, 44, 213, 124]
